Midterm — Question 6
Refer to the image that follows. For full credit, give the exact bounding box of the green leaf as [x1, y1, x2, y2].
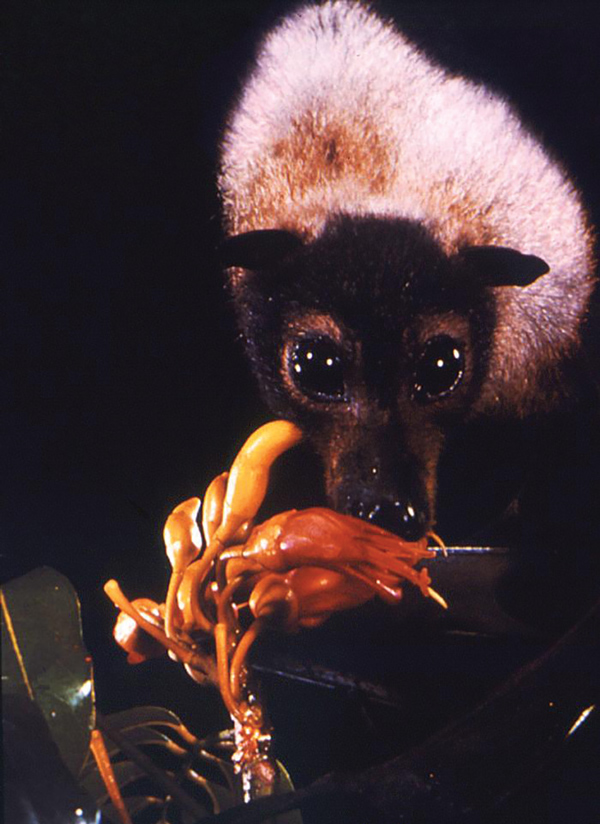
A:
[1, 567, 95, 777]
[270, 761, 304, 824]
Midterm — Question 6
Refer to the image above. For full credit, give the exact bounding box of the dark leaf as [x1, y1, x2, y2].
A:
[185, 767, 241, 813]
[106, 705, 199, 736]
[98, 725, 187, 760]
[3, 692, 98, 824]
[81, 759, 147, 804]
[104, 705, 239, 793]
[103, 796, 164, 824]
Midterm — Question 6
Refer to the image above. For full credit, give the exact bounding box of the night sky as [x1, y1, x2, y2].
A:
[3, 1, 600, 820]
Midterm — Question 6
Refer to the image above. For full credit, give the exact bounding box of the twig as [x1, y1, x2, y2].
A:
[251, 655, 402, 706]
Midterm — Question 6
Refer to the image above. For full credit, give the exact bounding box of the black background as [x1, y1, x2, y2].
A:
[3, 0, 600, 820]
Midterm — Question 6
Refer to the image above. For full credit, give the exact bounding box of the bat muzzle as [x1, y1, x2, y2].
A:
[342, 491, 429, 542]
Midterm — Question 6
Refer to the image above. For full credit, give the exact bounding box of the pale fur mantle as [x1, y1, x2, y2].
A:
[219, 0, 596, 415]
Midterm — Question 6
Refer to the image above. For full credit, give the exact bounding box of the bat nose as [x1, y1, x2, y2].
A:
[348, 496, 428, 541]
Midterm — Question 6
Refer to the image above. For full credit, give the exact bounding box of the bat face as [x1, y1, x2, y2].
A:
[223, 215, 548, 540]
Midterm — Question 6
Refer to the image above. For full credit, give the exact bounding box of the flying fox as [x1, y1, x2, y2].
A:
[217, 0, 596, 544]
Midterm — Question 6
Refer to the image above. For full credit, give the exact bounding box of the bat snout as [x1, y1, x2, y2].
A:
[341, 489, 429, 542]
[316, 422, 440, 543]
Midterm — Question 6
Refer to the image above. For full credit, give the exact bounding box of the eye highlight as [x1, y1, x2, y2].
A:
[288, 335, 346, 401]
[413, 335, 465, 401]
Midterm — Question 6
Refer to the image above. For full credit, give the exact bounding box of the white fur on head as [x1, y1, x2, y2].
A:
[219, 0, 596, 415]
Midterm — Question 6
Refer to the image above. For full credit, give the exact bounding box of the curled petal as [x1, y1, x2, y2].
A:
[219, 421, 302, 543]
[113, 599, 167, 664]
[202, 473, 228, 545]
[288, 566, 374, 628]
[249, 573, 299, 630]
[164, 497, 202, 571]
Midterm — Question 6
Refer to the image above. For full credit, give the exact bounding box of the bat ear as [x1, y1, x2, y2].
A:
[458, 245, 550, 287]
[219, 230, 304, 270]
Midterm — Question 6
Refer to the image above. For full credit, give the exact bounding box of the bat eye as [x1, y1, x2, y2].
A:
[288, 335, 346, 401]
[413, 335, 465, 401]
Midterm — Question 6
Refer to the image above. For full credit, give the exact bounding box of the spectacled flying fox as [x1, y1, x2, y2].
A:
[217, 0, 597, 545]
